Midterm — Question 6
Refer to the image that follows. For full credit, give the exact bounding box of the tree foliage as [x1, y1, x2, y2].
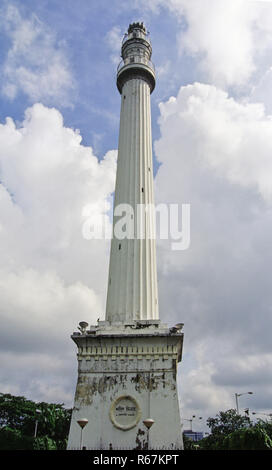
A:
[206, 409, 250, 435]
[0, 393, 71, 450]
[221, 425, 272, 450]
[200, 409, 272, 450]
[183, 434, 200, 450]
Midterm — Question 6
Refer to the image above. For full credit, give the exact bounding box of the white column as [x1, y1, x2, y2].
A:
[106, 77, 159, 323]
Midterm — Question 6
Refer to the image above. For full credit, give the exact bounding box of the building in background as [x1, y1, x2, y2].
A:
[183, 430, 204, 442]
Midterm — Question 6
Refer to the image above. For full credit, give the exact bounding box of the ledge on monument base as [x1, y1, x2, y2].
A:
[73, 318, 183, 338]
[67, 327, 184, 450]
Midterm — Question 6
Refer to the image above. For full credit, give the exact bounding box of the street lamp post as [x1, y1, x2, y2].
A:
[77, 418, 88, 450]
[34, 409, 41, 438]
[235, 392, 253, 414]
[183, 415, 202, 432]
[143, 418, 155, 450]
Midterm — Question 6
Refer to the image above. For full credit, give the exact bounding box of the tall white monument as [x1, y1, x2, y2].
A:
[67, 22, 184, 450]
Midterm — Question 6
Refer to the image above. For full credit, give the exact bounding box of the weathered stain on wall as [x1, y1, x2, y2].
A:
[130, 371, 173, 393]
[75, 374, 129, 406]
[67, 330, 184, 450]
[135, 427, 146, 450]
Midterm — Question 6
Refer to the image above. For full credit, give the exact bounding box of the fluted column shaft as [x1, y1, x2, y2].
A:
[106, 77, 159, 322]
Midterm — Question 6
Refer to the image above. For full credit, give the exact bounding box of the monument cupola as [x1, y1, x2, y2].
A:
[117, 22, 155, 93]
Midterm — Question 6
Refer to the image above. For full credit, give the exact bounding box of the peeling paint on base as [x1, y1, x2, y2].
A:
[67, 322, 184, 450]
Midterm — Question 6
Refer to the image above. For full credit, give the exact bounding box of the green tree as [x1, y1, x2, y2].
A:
[207, 409, 250, 436]
[0, 393, 36, 430]
[0, 427, 36, 450]
[221, 424, 272, 450]
[0, 393, 71, 450]
[183, 434, 199, 450]
[21, 401, 71, 440]
[200, 409, 272, 450]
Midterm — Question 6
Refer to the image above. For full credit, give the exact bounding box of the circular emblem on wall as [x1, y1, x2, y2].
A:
[110, 395, 141, 431]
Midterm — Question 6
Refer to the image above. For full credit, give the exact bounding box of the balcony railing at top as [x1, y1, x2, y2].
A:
[117, 56, 155, 74]
[122, 30, 151, 46]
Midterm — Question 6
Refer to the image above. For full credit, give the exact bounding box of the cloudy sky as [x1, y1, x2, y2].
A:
[1, 0, 272, 434]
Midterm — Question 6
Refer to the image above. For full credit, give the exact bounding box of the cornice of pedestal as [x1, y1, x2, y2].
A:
[77, 343, 180, 362]
[71, 320, 184, 362]
[72, 319, 183, 337]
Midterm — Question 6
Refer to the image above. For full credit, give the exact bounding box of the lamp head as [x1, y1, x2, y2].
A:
[143, 418, 155, 429]
[78, 321, 89, 334]
[77, 418, 88, 429]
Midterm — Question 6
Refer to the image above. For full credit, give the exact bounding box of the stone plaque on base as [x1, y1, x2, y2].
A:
[110, 395, 141, 430]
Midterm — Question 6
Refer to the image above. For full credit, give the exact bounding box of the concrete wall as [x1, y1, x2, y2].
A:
[67, 332, 183, 450]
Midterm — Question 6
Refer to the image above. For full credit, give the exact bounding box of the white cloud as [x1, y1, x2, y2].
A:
[0, 103, 117, 403]
[154, 82, 272, 417]
[157, 83, 272, 201]
[0, 269, 100, 348]
[139, 0, 272, 89]
[249, 67, 272, 113]
[105, 26, 123, 66]
[0, 4, 75, 105]
[176, 0, 257, 87]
